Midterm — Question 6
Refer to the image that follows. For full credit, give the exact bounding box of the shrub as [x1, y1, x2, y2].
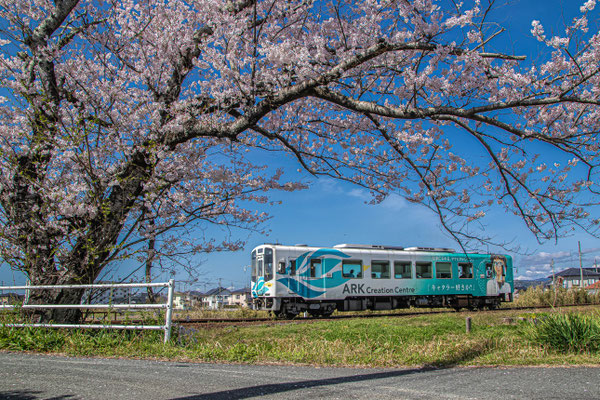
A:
[522, 312, 600, 353]
[514, 286, 600, 308]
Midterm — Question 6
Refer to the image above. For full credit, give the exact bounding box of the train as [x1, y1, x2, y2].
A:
[250, 243, 513, 318]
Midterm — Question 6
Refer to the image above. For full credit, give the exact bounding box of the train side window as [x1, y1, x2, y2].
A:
[342, 260, 363, 278]
[416, 262, 432, 279]
[277, 261, 286, 274]
[290, 259, 296, 275]
[436, 262, 452, 279]
[394, 261, 412, 279]
[458, 262, 473, 279]
[371, 260, 390, 279]
[485, 263, 493, 278]
[310, 259, 321, 278]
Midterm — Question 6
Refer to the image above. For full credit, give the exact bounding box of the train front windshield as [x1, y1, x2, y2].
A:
[251, 247, 274, 286]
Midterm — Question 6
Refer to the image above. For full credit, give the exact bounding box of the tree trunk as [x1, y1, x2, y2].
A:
[24, 272, 88, 324]
[145, 216, 157, 304]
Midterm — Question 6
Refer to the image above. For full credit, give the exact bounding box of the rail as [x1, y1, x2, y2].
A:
[0, 280, 175, 343]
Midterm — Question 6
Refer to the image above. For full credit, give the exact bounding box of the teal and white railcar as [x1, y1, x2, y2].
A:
[250, 244, 513, 318]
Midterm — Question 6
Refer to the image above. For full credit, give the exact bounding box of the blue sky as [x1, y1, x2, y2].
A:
[184, 0, 600, 290]
[2, 0, 599, 291]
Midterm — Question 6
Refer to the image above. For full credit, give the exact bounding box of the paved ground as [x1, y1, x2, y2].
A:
[0, 352, 599, 399]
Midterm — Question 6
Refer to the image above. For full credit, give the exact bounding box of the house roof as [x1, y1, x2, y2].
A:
[204, 287, 232, 296]
[549, 268, 600, 279]
[231, 288, 251, 294]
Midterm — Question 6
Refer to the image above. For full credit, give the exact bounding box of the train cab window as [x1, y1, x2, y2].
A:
[371, 261, 390, 279]
[394, 261, 412, 279]
[342, 260, 363, 278]
[416, 262, 432, 279]
[310, 259, 321, 278]
[459, 263, 473, 279]
[436, 262, 452, 279]
[251, 250, 257, 281]
[289, 259, 296, 275]
[264, 248, 273, 281]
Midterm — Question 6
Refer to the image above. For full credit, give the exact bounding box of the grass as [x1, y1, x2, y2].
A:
[2, 306, 600, 367]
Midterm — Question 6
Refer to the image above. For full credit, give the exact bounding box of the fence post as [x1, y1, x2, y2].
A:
[164, 279, 175, 343]
[466, 316, 472, 333]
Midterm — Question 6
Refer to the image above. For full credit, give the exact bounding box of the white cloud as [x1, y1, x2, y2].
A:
[348, 188, 369, 199]
[380, 194, 408, 210]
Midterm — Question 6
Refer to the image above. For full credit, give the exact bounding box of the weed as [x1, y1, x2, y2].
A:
[521, 312, 600, 353]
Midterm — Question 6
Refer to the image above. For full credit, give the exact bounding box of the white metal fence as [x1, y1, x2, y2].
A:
[0, 280, 175, 343]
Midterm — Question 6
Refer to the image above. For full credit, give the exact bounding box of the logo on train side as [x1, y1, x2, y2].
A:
[342, 284, 417, 294]
[342, 283, 365, 294]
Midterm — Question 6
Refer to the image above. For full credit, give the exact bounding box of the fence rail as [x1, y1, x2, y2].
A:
[0, 280, 175, 343]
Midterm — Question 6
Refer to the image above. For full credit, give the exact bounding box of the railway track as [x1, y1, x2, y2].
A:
[173, 303, 600, 326]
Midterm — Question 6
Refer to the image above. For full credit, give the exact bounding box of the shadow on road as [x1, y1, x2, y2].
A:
[0, 390, 73, 400]
[173, 367, 427, 400]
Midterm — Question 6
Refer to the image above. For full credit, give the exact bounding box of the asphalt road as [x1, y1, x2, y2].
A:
[0, 352, 598, 399]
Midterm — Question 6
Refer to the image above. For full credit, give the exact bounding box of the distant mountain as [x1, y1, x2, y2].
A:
[514, 279, 551, 291]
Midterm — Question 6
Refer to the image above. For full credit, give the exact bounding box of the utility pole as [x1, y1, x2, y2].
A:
[578, 241, 584, 288]
[551, 259, 557, 307]
[218, 278, 222, 309]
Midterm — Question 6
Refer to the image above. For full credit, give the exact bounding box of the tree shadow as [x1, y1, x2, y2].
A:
[172, 367, 429, 400]
[0, 390, 74, 400]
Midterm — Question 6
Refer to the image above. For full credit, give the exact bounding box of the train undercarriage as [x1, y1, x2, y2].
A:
[254, 294, 508, 319]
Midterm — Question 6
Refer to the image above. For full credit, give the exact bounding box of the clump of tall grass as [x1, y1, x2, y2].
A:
[522, 312, 600, 353]
[513, 286, 600, 308]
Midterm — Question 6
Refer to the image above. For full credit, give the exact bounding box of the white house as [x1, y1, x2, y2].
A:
[229, 288, 252, 308]
[550, 268, 600, 289]
[202, 287, 231, 310]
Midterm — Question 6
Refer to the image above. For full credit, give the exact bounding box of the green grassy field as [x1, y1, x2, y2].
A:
[2, 306, 600, 367]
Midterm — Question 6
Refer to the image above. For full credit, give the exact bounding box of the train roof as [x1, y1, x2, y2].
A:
[254, 243, 495, 255]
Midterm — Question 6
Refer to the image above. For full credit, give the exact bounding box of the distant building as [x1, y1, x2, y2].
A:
[548, 268, 600, 289]
[202, 287, 231, 310]
[586, 281, 600, 295]
[172, 292, 203, 310]
[229, 288, 252, 308]
[82, 282, 132, 304]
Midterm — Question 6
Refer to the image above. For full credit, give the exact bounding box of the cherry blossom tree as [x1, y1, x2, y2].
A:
[1, 0, 599, 322]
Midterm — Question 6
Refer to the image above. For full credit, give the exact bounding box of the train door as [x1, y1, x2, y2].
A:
[296, 256, 326, 299]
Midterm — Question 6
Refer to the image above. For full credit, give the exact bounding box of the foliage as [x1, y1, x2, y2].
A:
[521, 312, 600, 353]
